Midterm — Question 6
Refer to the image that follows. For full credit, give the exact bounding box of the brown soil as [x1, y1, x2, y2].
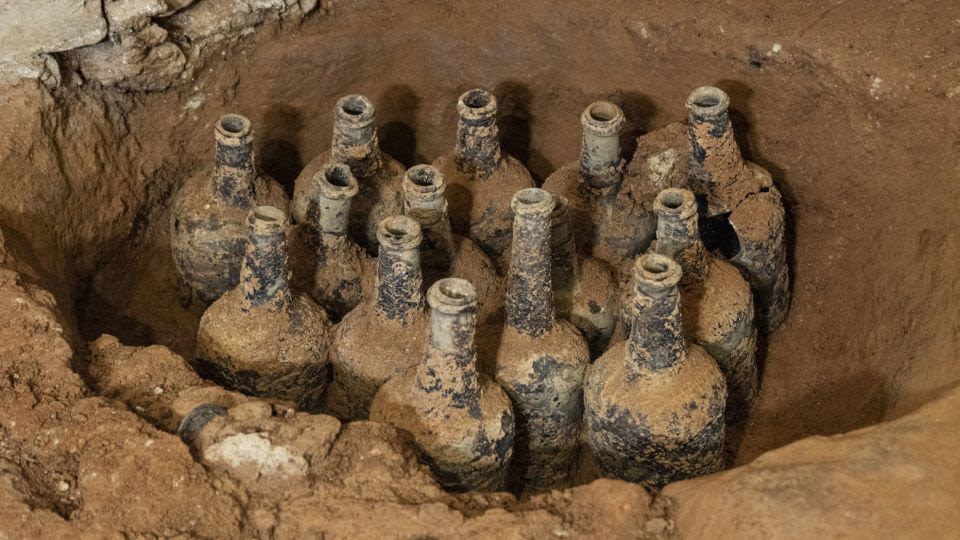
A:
[2, 0, 960, 537]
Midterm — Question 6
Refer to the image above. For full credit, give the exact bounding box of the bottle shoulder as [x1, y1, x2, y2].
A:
[681, 258, 755, 344]
[494, 321, 589, 394]
[334, 303, 428, 368]
[432, 152, 535, 190]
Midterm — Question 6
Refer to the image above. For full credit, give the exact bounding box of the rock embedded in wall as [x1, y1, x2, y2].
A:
[165, 0, 319, 40]
[69, 24, 187, 91]
[0, 0, 107, 61]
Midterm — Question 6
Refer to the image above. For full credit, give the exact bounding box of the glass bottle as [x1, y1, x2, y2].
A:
[195, 206, 331, 412]
[288, 162, 368, 320]
[541, 101, 656, 271]
[370, 278, 515, 492]
[550, 194, 619, 357]
[652, 188, 758, 421]
[325, 215, 428, 420]
[402, 164, 504, 323]
[292, 94, 405, 249]
[432, 88, 536, 262]
[585, 253, 726, 489]
[686, 86, 790, 330]
[171, 113, 289, 303]
[493, 188, 588, 492]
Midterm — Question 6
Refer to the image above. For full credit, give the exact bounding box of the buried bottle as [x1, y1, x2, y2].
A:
[585, 253, 726, 489]
[402, 164, 504, 323]
[288, 162, 368, 320]
[171, 113, 289, 303]
[685, 86, 790, 330]
[370, 278, 515, 492]
[325, 215, 428, 420]
[293, 94, 405, 249]
[549, 195, 619, 358]
[541, 100, 656, 270]
[195, 206, 332, 411]
[493, 188, 588, 491]
[433, 88, 536, 262]
[651, 187, 758, 421]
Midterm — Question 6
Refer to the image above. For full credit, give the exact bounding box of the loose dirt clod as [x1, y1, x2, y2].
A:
[371, 278, 515, 492]
[292, 94, 406, 249]
[586, 254, 726, 489]
[195, 206, 332, 411]
[433, 88, 536, 262]
[494, 188, 589, 492]
[170, 113, 290, 303]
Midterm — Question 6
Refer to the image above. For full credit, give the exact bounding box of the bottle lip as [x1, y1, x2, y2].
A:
[334, 94, 376, 127]
[316, 162, 359, 200]
[247, 206, 288, 236]
[377, 215, 422, 250]
[428, 278, 477, 315]
[654, 188, 698, 221]
[403, 164, 445, 199]
[457, 88, 498, 122]
[511, 187, 555, 218]
[633, 253, 682, 292]
[685, 86, 730, 120]
[215, 113, 252, 141]
[580, 101, 625, 136]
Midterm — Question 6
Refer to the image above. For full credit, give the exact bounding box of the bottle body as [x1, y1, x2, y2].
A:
[370, 279, 515, 492]
[292, 95, 404, 249]
[195, 207, 332, 412]
[432, 89, 535, 262]
[585, 254, 726, 489]
[171, 114, 289, 303]
[686, 87, 791, 330]
[494, 189, 588, 492]
[542, 101, 656, 271]
[326, 216, 428, 420]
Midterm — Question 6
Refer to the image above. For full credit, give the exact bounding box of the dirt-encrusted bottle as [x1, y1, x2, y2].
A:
[195, 206, 331, 412]
[652, 188, 758, 421]
[585, 253, 726, 489]
[686, 86, 790, 331]
[541, 101, 656, 271]
[171, 113, 289, 303]
[325, 215, 428, 420]
[370, 278, 515, 492]
[288, 162, 368, 320]
[292, 94, 405, 249]
[549, 195, 619, 358]
[492, 188, 588, 492]
[432, 88, 536, 262]
[402, 164, 504, 323]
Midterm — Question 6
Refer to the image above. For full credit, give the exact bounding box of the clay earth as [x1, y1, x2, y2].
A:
[1, 0, 959, 538]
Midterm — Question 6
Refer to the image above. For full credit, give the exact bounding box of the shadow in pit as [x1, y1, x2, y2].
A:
[258, 103, 305, 196]
[378, 84, 424, 167]
[495, 79, 553, 184]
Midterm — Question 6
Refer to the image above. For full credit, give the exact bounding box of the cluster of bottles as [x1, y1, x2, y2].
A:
[170, 85, 789, 492]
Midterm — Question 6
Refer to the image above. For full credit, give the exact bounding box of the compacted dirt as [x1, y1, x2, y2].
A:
[1, 0, 960, 537]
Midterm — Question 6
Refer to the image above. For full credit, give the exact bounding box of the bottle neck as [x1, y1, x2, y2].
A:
[550, 203, 580, 303]
[506, 204, 555, 336]
[655, 203, 708, 282]
[239, 222, 289, 313]
[375, 240, 424, 325]
[415, 306, 481, 413]
[580, 129, 622, 189]
[627, 282, 685, 372]
[406, 199, 457, 274]
[313, 192, 352, 237]
[331, 119, 381, 178]
[212, 133, 256, 206]
[455, 115, 501, 175]
[687, 89, 745, 190]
